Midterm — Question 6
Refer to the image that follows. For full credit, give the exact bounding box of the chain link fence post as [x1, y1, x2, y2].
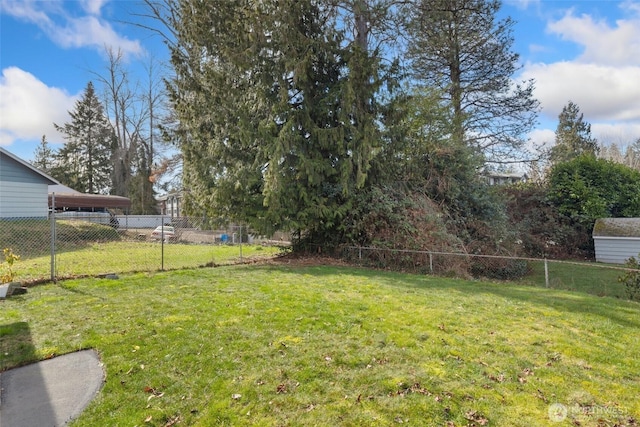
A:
[161, 214, 165, 271]
[239, 224, 243, 263]
[50, 193, 56, 282]
[544, 257, 549, 288]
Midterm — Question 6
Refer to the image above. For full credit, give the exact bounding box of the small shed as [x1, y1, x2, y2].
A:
[593, 218, 640, 264]
[0, 147, 59, 218]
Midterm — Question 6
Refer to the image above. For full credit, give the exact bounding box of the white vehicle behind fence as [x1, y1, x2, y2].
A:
[150, 225, 176, 242]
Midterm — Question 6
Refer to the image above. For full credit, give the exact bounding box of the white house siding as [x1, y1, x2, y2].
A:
[593, 237, 640, 264]
[0, 181, 49, 218]
[0, 149, 56, 218]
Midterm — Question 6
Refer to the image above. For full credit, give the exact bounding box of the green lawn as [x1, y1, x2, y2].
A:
[521, 260, 629, 299]
[1, 264, 638, 426]
[13, 242, 282, 283]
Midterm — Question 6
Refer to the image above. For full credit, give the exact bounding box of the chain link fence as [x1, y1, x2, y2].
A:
[1, 215, 287, 284]
[338, 246, 637, 300]
[3, 218, 637, 301]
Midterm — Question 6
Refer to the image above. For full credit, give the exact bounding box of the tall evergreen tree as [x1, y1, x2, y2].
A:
[53, 82, 114, 194]
[31, 135, 54, 174]
[158, 0, 397, 239]
[550, 101, 599, 165]
[404, 0, 539, 161]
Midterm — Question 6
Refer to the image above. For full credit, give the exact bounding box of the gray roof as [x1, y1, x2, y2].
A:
[0, 147, 60, 185]
[593, 218, 640, 238]
[49, 184, 81, 194]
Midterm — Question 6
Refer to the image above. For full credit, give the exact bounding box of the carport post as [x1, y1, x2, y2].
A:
[50, 193, 56, 282]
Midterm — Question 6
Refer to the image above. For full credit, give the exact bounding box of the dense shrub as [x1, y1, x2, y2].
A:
[618, 255, 640, 301]
[549, 155, 640, 221]
[341, 185, 470, 275]
[547, 156, 640, 256]
[500, 184, 591, 259]
[345, 185, 464, 251]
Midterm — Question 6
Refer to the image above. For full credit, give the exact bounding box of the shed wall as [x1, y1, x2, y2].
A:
[593, 237, 640, 264]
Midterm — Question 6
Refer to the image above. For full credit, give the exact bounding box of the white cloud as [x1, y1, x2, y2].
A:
[524, 128, 555, 157]
[0, 67, 78, 147]
[622, 0, 640, 14]
[528, 43, 549, 54]
[592, 123, 640, 146]
[522, 62, 640, 122]
[524, 123, 640, 156]
[80, 0, 108, 15]
[520, 2, 640, 142]
[0, 0, 142, 57]
[546, 6, 640, 66]
[51, 15, 142, 55]
[0, 0, 55, 26]
[528, 128, 555, 146]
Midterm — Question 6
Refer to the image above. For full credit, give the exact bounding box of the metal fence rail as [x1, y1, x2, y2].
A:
[339, 245, 637, 300]
[1, 215, 285, 284]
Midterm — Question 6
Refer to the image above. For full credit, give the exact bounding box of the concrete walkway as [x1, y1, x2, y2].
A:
[0, 349, 104, 427]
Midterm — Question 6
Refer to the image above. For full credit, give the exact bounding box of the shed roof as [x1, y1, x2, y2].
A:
[593, 218, 640, 238]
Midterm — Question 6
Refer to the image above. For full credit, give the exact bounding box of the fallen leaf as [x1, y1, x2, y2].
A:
[147, 392, 164, 401]
[144, 415, 153, 423]
[465, 410, 489, 425]
[535, 389, 548, 403]
[144, 386, 163, 396]
[488, 373, 505, 383]
[163, 415, 180, 427]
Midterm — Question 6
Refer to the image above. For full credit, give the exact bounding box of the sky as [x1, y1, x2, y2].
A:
[1, 0, 640, 163]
